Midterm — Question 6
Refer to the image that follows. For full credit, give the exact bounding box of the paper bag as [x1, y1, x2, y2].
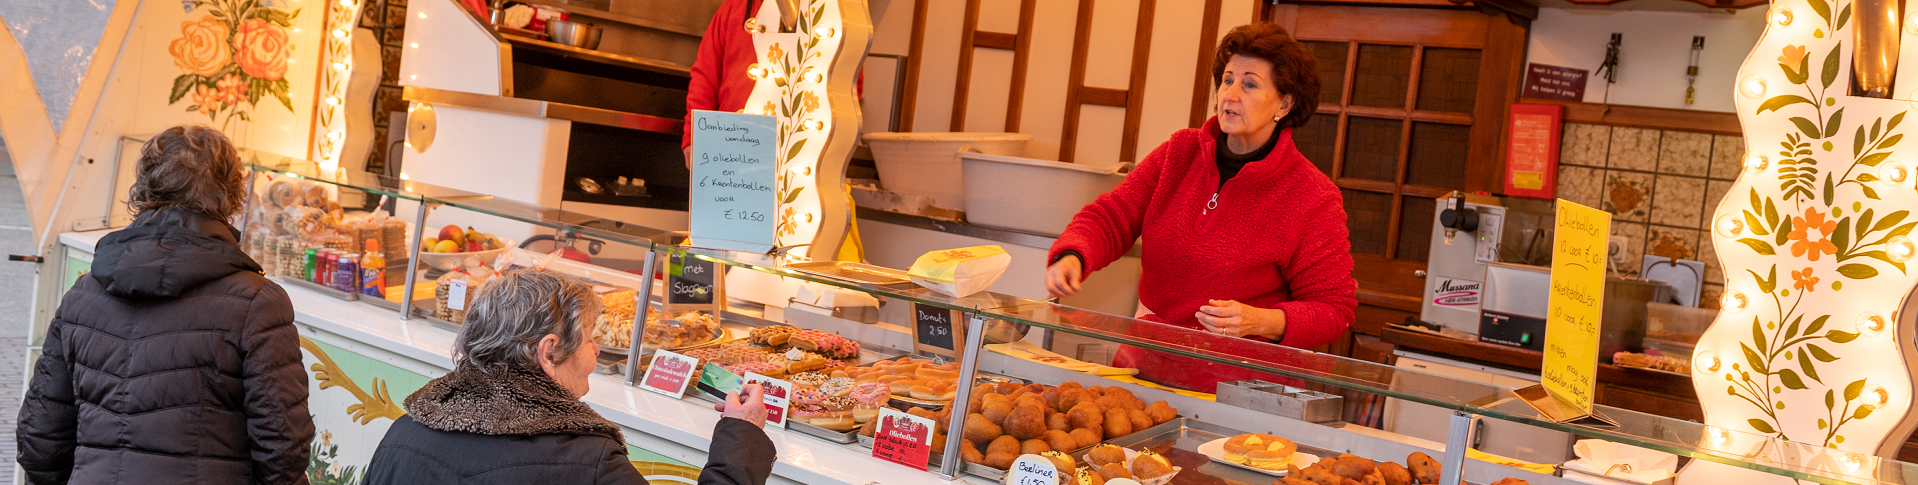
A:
[907, 245, 1011, 297]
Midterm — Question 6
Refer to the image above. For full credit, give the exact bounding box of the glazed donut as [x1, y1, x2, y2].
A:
[792, 388, 828, 405]
[850, 383, 889, 404]
[791, 403, 828, 419]
[823, 396, 857, 412]
[820, 377, 855, 397]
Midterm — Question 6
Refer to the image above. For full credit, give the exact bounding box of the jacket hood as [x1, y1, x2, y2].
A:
[404, 363, 625, 444]
[89, 207, 261, 300]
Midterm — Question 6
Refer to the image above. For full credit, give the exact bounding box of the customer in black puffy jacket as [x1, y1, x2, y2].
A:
[17, 125, 314, 485]
[363, 269, 777, 485]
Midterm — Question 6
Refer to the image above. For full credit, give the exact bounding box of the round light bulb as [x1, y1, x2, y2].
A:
[1773, 5, 1793, 26]
[1744, 152, 1769, 172]
[1883, 164, 1909, 185]
[806, 72, 824, 84]
[399, 172, 411, 180]
[325, 97, 339, 106]
[804, 212, 815, 223]
[1858, 312, 1887, 337]
[744, 18, 765, 34]
[339, 0, 353, 6]
[418, 12, 426, 18]
[1695, 350, 1721, 373]
[409, 74, 417, 80]
[1723, 291, 1749, 312]
[1740, 76, 1767, 98]
[1711, 427, 1734, 446]
[1844, 453, 1866, 472]
[410, 42, 419, 49]
[327, 131, 342, 140]
[1890, 236, 1916, 262]
[746, 63, 763, 80]
[1714, 214, 1744, 238]
[807, 120, 826, 130]
[815, 27, 836, 38]
[1909, 13, 1918, 34]
[1864, 384, 1891, 405]
[333, 29, 347, 38]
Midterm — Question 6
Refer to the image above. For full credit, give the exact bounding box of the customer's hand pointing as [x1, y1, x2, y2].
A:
[716, 383, 769, 429]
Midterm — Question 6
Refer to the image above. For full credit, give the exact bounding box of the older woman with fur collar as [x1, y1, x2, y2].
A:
[364, 269, 776, 485]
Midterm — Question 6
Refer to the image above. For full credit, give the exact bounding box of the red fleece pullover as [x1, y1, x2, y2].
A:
[684, 0, 760, 149]
[1048, 118, 1357, 392]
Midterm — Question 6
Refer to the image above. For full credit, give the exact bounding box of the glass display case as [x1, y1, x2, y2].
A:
[238, 152, 1909, 485]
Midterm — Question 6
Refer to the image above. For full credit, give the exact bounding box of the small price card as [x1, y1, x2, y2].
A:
[1009, 455, 1058, 485]
[741, 372, 794, 428]
[639, 350, 700, 399]
[871, 407, 935, 470]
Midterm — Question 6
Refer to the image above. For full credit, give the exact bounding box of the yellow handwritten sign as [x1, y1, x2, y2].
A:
[1544, 200, 1609, 415]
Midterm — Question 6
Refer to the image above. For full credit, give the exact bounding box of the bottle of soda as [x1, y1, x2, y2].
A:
[361, 239, 386, 298]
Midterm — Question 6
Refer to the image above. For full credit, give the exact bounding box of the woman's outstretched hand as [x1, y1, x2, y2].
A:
[1045, 255, 1085, 297]
[716, 383, 769, 428]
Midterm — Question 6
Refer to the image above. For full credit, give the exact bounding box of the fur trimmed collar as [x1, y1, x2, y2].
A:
[404, 364, 624, 445]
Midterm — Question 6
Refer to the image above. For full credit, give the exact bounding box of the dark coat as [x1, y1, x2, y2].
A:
[364, 364, 776, 485]
[18, 207, 315, 485]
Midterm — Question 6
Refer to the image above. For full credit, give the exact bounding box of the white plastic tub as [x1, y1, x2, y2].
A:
[959, 152, 1131, 236]
[863, 132, 1032, 212]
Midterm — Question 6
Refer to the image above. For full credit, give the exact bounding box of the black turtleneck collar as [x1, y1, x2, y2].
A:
[1215, 128, 1280, 190]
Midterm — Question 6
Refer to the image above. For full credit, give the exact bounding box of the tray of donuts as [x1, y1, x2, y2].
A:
[857, 381, 1183, 481]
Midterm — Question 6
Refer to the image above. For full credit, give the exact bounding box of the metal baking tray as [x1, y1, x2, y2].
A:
[687, 388, 859, 443]
[785, 261, 914, 286]
[1106, 417, 1345, 484]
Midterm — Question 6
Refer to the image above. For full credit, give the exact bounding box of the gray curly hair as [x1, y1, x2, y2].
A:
[452, 269, 602, 370]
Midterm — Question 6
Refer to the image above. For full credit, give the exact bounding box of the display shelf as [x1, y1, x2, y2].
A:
[238, 154, 1916, 485]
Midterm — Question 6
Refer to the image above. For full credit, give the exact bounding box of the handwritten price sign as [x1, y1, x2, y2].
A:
[1009, 455, 1058, 485]
[689, 110, 778, 253]
[871, 408, 934, 470]
[1543, 200, 1610, 415]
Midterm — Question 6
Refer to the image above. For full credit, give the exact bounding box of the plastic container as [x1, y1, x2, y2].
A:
[959, 152, 1130, 236]
[862, 132, 1032, 212]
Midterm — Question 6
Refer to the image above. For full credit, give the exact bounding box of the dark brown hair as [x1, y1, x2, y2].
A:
[1212, 22, 1320, 129]
[129, 125, 246, 220]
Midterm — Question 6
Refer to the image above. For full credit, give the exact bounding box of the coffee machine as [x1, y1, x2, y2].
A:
[1419, 192, 1506, 335]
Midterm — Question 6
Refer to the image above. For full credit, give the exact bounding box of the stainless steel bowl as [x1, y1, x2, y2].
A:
[980, 318, 1031, 344]
[548, 20, 602, 50]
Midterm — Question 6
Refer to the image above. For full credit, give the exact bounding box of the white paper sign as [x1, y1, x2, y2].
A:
[638, 350, 700, 399]
[689, 110, 780, 253]
[446, 279, 468, 310]
[1008, 455, 1058, 485]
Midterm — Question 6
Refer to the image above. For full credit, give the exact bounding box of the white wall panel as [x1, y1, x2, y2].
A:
[909, 0, 968, 132]
[1134, 0, 1206, 160]
[978, 0, 1022, 33]
[1083, 0, 1140, 90]
[964, 49, 1016, 132]
[1016, 0, 1078, 160]
[1075, 105, 1127, 165]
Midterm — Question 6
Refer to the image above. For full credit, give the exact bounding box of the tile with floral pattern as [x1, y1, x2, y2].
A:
[1602, 171, 1652, 222]
[1648, 226, 1701, 262]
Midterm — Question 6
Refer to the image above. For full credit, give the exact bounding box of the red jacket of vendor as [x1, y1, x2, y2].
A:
[1048, 118, 1357, 350]
[684, 0, 760, 149]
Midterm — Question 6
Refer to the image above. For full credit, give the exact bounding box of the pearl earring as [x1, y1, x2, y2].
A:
[1272, 116, 1280, 121]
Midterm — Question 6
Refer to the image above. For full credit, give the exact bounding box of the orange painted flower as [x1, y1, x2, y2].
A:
[1789, 207, 1839, 261]
[802, 91, 819, 112]
[168, 16, 231, 77]
[232, 18, 292, 81]
[1772, 44, 1802, 66]
[191, 85, 221, 116]
[215, 74, 248, 106]
[1791, 267, 1819, 292]
[767, 43, 785, 62]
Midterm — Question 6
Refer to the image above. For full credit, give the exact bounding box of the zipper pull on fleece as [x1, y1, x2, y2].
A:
[1204, 193, 1219, 214]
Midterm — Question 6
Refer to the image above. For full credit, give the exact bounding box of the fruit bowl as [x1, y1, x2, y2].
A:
[416, 238, 515, 271]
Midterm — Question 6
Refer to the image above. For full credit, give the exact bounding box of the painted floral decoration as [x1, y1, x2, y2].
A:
[1788, 207, 1839, 261]
[169, 0, 300, 129]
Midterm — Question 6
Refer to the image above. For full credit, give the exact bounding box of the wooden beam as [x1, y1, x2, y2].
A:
[900, 0, 930, 131]
[1121, 0, 1158, 162]
[1005, 0, 1038, 132]
[973, 31, 1017, 50]
[1058, 0, 1097, 163]
[950, 0, 984, 131]
[1080, 87, 1130, 107]
[1518, 97, 1743, 136]
[1189, 0, 1224, 127]
[1467, 13, 1527, 193]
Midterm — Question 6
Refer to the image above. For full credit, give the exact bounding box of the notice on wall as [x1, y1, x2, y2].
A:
[690, 110, 779, 253]
[1524, 63, 1589, 101]
[1543, 201, 1610, 416]
[1504, 104, 1564, 199]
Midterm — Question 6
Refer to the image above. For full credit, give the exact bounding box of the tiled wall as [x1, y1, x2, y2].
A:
[1555, 123, 1743, 309]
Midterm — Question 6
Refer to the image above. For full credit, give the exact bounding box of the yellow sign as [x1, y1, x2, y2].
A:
[1543, 200, 1609, 415]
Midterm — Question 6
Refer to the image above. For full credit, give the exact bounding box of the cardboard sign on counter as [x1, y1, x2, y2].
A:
[1533, 200, 1612, 424]
[689, 110, 779, 253]
[1008, 455, 1059, 485]
[639, 350, 700, 399]
[740, 372, 793, 428]
[871, 407, 935, 470]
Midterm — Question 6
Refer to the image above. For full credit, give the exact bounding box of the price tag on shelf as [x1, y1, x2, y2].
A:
[638, 350, 700, 399]
[871, 407, 935, 470]
[911, 303, 960, 359]
[446, 279, 468, 311]
[689, 110, 779, 254]
[1008, 455, 1057, 485]
[741, 372, 793, 428]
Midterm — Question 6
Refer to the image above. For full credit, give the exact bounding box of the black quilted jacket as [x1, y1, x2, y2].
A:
[17, 207, 314, 485]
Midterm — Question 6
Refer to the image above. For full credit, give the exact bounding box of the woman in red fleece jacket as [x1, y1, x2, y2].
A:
[1046, 23, 1356, 393]
[682, 0, 764, 168]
